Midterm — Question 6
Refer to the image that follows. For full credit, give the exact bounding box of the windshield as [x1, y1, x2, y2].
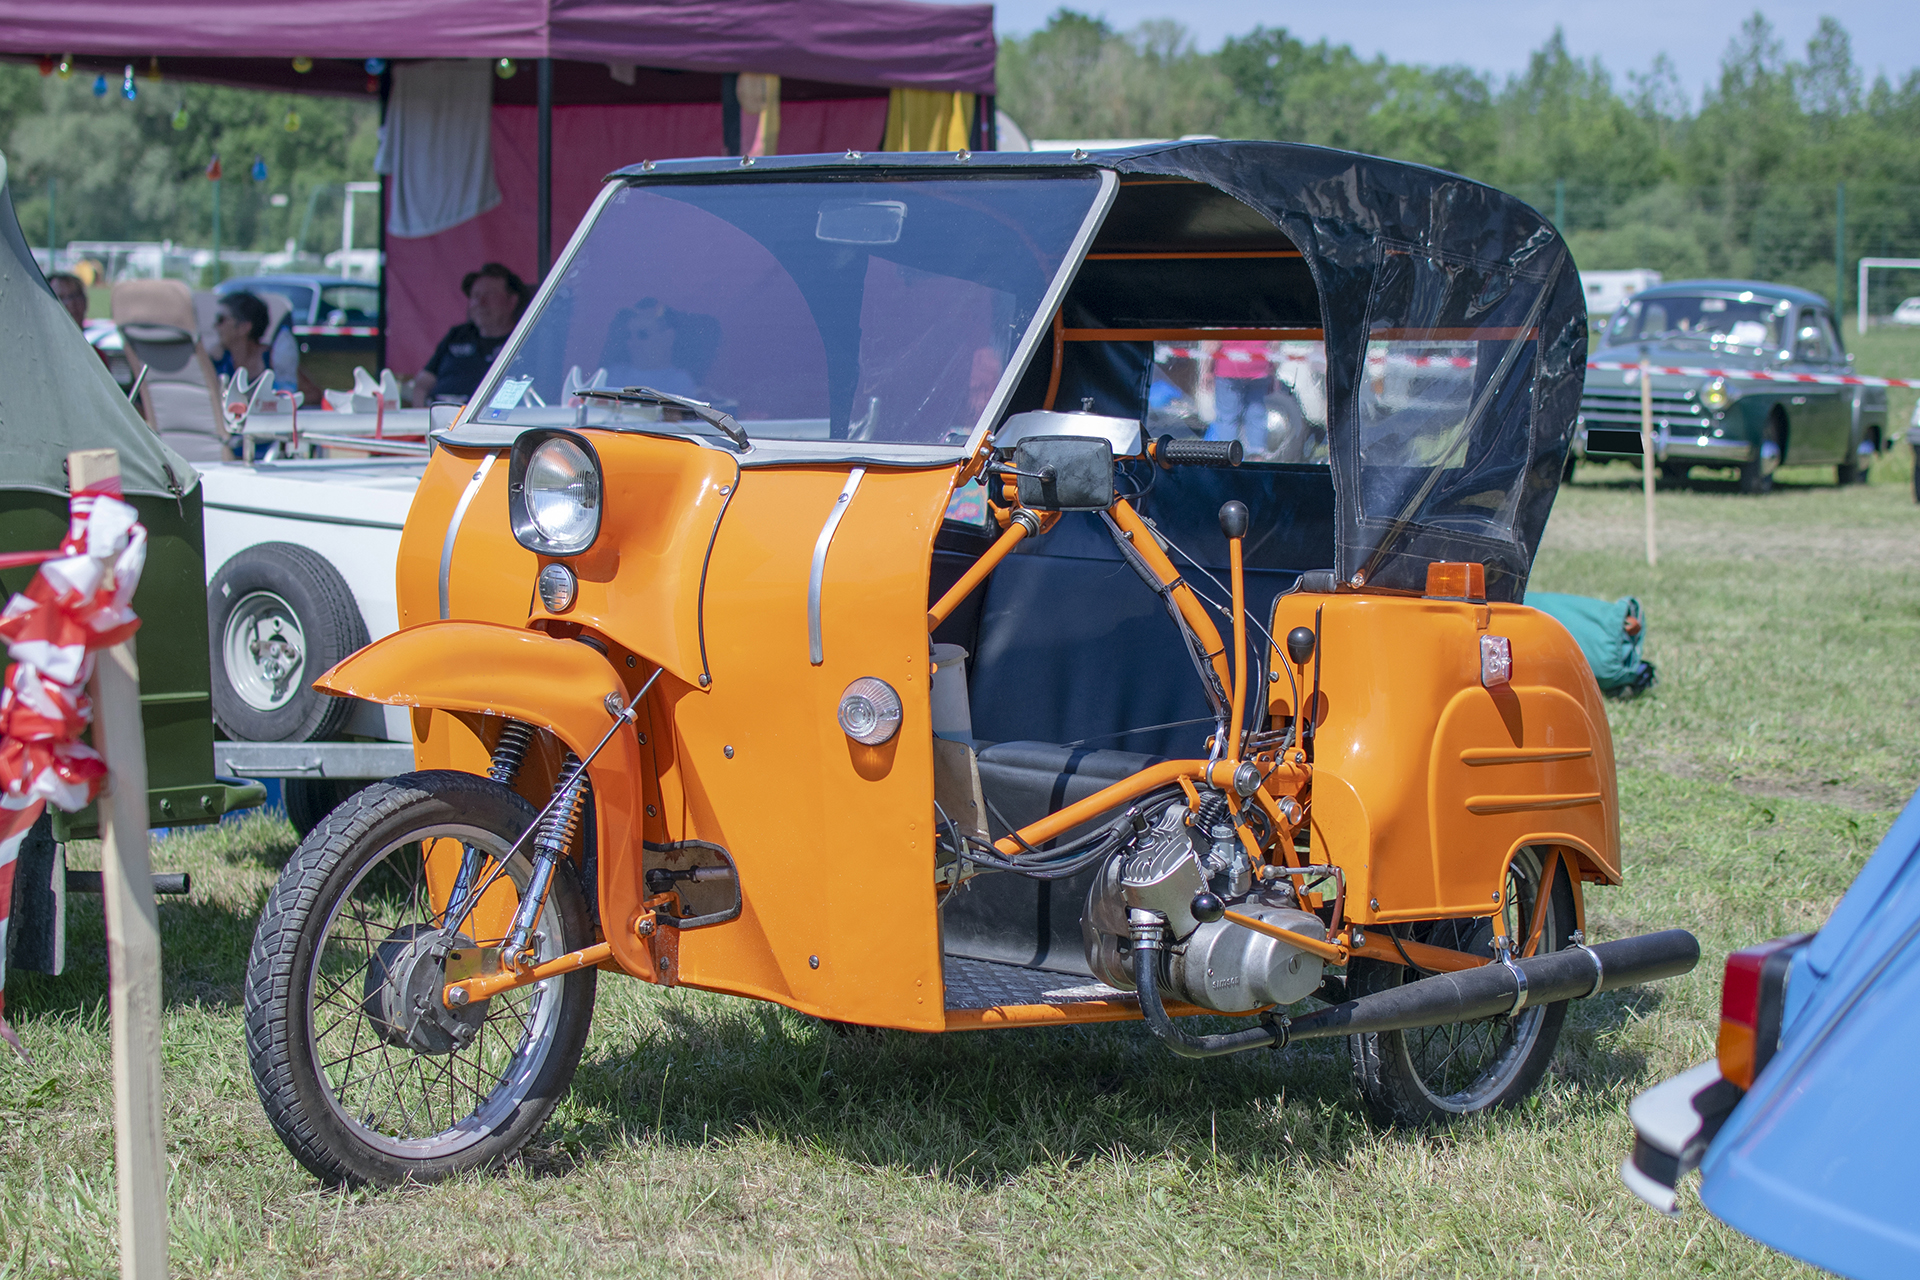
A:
[476, 174, 1104, 450]
[1602, 292, 1792, 351]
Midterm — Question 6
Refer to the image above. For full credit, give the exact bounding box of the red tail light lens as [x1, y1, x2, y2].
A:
[1716, 933, 1813, 1090]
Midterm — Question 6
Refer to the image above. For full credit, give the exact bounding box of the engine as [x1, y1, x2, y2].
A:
[1082, 791, 1326, 1012]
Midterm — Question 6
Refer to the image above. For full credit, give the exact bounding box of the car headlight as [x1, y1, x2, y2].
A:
[508, 430, 602, 555]
[1700, 377, 1739, 411]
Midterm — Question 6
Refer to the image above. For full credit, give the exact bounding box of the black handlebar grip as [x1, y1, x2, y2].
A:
[1157, 435, 1244, 470]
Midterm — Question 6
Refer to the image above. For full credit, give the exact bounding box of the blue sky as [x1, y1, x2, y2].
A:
[978, 1, 1919, 104]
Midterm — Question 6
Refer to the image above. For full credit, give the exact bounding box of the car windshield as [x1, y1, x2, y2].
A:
[1602, 292, 1791, 351]
[319, 285, 379, 325]
[477, 174, 1104, 450]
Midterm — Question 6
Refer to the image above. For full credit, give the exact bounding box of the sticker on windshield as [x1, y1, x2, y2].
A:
[489, 376, 533, 411]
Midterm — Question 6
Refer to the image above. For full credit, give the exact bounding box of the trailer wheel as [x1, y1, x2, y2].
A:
[1347, 847, 1576, 1126]
[209, 543, 368, 743]
[283, 778, 367, 839]
[245, 771, 596, 1186]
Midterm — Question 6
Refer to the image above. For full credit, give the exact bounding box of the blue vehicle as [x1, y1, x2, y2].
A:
[1623, 787, 1920, 1277]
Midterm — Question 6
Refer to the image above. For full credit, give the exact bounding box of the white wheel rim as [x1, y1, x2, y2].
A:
[223, 590, 308, 711]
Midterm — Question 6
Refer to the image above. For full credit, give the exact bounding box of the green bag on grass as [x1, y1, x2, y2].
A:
[1523, 592, 1657, 698]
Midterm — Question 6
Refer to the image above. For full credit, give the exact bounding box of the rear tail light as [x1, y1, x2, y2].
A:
[1480, 634, 1512, 688]
[1716, 933, 1813, 1090]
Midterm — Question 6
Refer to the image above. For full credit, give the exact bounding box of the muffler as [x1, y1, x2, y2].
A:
[1284, 929, 1700, 1042]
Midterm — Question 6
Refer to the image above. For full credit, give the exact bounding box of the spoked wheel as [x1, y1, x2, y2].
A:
[245, 771, 596, 1186]
[1347, 847, 1576, 1126]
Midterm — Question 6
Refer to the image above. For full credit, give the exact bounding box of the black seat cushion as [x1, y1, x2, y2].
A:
[941, 741, 1163, 974]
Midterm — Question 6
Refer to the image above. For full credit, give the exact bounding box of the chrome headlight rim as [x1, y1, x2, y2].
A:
[507, 428, 603, 556]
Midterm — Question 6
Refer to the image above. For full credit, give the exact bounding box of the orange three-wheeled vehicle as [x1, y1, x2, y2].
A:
[244, 141, 1699, 1185]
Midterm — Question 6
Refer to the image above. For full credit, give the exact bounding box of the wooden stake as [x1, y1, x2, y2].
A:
[71, 448, 169, 1280]
[1639, 354, 1658, 567]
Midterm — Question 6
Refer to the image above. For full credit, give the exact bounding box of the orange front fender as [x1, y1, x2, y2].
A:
[315, 621, 647, 960]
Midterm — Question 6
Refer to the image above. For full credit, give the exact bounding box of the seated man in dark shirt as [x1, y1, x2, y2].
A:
[411, 262, 530, 405]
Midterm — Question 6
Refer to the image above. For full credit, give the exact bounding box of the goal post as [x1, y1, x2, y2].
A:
[1857, 257, 1920, 334]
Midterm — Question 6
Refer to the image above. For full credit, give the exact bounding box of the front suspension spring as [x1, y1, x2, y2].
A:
[505, 751, 590, 957]
[488, 720, 536, 785]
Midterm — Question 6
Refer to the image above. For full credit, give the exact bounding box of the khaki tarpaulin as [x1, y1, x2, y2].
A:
[883, 88, 974, 151]
[738, 73, 781, 157]
[0, 152, 198, 499]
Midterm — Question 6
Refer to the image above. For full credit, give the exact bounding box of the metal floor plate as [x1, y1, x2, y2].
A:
[943, 954, 1131, 1012]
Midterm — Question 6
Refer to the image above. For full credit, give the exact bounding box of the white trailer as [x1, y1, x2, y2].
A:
[197, 456, 425, 830]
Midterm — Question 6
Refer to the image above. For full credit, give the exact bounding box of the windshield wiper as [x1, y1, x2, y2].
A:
[575, 386, 749, 450]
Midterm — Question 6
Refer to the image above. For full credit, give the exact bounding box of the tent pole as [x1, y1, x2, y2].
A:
[537, 58, 553, 281]
[721, 73, 741, 157]
[377, 68, 390, 375]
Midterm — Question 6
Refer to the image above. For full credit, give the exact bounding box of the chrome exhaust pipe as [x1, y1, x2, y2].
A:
[1284, 929, 1700, 1042]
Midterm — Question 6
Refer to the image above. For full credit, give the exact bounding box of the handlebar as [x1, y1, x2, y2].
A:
[1155, 436, 1244, 470]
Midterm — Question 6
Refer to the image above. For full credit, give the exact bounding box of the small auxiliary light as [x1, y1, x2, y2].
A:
[537, 562, 577, 613]
[1424, 561, 1486, 601]
[838, 677, 902, 745]
[1480, 635, 1512, 688]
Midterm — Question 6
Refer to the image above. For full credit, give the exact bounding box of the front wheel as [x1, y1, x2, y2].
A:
[1739, 414, 1784, 494]
[1347, 846, 1576, 1126]
[244, 771, 597, 1186]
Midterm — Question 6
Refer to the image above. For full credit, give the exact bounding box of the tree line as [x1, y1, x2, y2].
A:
[0, 61, 377, 263]
[999, 11, 1920, 305]
[5, 13, 1920, 306]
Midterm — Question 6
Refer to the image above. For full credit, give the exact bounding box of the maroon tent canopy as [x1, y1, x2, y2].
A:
[1, 0, 998, 379]
[0, 0, 995, 94]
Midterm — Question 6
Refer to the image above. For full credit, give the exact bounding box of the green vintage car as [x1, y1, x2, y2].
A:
[1575, 280, 1889, 493]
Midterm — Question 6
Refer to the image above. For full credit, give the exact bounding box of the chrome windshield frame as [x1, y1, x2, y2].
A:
[442, 166, 1119, 467]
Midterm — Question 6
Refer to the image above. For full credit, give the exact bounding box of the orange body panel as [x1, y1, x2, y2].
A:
[356, 433, 1621, 1032]
[1269, 593, 1621, 925]
[383, 433, 961, 1030]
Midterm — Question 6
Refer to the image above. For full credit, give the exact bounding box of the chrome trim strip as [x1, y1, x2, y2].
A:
[808, 468, 866, 665]
[439, 452, 497, 620]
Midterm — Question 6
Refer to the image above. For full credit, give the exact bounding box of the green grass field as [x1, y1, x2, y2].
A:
[5, 404, 1918, 1276]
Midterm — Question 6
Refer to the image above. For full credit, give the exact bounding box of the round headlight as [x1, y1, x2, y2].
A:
[837, 677, 903, 745]
[1701, 377, 1736, 411]
[537, 562, 577, 612]
[525, 436, 600, 551]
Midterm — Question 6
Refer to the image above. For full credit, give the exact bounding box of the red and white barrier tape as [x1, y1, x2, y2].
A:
[293, 325, 380, 337]
[1586, 359, 1920, 390]
[0, 479, 147, 1056]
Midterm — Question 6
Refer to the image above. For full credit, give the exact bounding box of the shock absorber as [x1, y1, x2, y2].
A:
[504, 751, 590, 960]
[446, 720, 540, 931]
[488, 720, 535, 784]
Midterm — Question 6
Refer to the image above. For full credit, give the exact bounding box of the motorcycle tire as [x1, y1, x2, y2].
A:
[245, 770, 596, 1186]
[1346, 846, 1576, 1127]
[282, 777, 367, 840]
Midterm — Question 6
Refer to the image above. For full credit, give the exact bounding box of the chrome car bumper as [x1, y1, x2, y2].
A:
[1577, 423, 1756, 464]
[1621, 1060, 1745, 1216]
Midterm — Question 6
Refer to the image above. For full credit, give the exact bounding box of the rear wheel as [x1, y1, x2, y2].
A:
[1739, 414, 1784, 494]
[1347, 847, 1576, 1126]
[1837, 429, 1876, 486]
[245, 771, 596, 1186]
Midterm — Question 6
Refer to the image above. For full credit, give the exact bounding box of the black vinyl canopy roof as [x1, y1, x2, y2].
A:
[611, 140, 1585, 602]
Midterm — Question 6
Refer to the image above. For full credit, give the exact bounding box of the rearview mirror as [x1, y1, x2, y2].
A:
[816, 199, 906, 245]
[1012, 436, 1114, 512]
